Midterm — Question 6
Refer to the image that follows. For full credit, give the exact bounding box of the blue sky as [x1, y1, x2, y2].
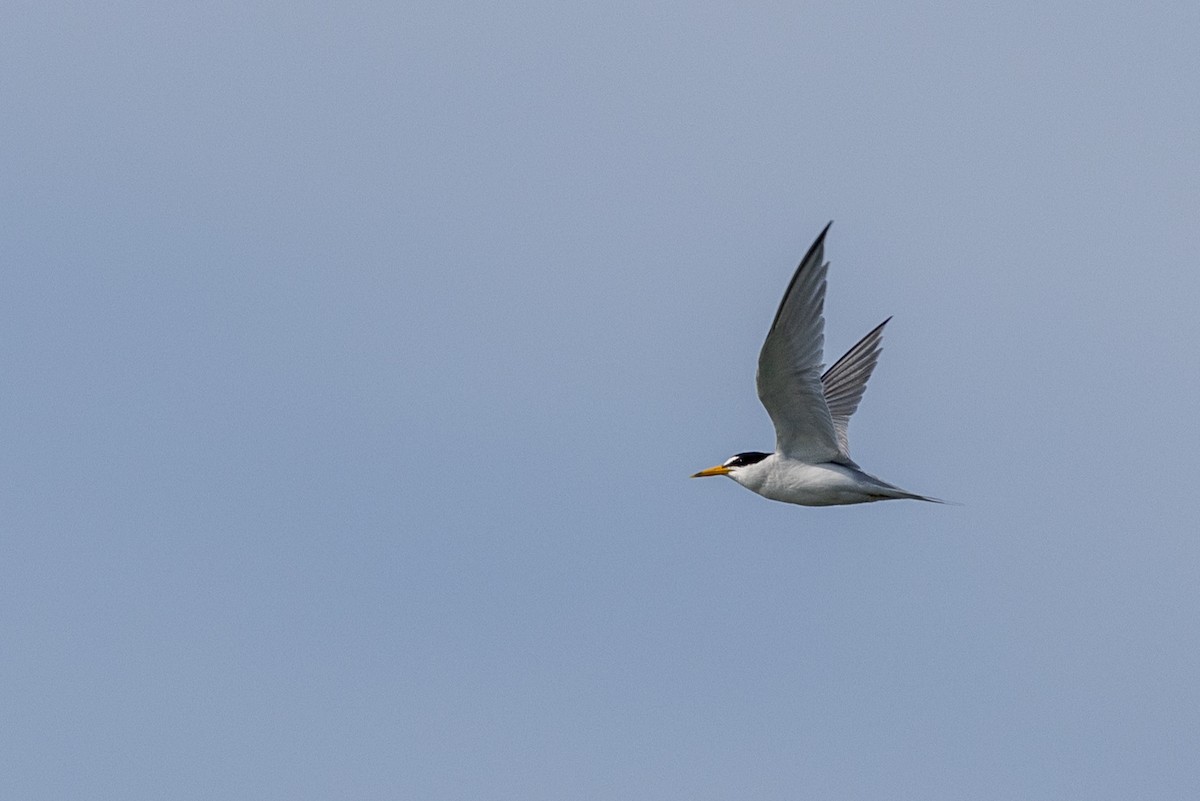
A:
[3, 3, 1199, 798]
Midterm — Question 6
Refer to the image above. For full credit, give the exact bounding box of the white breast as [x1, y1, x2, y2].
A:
[732, 456, 889, 506]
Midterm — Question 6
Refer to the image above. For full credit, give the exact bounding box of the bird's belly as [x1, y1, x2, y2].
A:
[757, 463, 881, 506]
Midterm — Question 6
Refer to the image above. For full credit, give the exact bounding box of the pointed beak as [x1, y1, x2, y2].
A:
[691, 465, 731, 478]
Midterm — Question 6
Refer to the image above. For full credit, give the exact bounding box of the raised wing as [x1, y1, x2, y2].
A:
[821, 317, 889, 457]
[756, 222, 842, 463]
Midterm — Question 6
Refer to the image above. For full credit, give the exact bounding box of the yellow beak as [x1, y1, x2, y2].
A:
[691, 465, 731, 478]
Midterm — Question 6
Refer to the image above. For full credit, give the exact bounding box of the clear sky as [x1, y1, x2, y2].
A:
[3, 3, 1199, 799]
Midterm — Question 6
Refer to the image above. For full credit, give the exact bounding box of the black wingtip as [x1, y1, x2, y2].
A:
[799, 220, 834, 268]
[816, 220, 833, 243]
[770, 221, 837, 331]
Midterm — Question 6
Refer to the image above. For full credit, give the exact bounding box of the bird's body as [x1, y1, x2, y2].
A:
[692, 222, 940, 507]
[723, 455, 933, 507]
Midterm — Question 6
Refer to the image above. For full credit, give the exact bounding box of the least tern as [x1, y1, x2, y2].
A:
[692, 223, 940, 506]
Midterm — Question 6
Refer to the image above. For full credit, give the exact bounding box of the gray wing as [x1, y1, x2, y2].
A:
[821, 317, 889, 457]
[756, 222, 843, 463]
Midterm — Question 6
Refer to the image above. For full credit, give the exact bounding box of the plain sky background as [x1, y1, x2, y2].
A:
[3, 2, 1199, 799]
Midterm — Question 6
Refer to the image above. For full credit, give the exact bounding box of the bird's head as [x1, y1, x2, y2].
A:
[691, 451, 771, 480]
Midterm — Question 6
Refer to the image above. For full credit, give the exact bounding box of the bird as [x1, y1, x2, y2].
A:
[691, 222, 941, 506]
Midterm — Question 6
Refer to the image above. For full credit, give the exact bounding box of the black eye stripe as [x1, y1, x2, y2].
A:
[724, 451, 770, 468]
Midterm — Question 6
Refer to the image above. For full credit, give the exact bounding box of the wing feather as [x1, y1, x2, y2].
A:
[821, 317, 889, 456]
[755, 223, 842, 462]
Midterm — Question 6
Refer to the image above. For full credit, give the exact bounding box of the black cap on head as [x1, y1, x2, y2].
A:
[723, 451, 770, 468]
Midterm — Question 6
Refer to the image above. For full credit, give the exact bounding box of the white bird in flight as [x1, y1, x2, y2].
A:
[691, 222, 941, 506]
